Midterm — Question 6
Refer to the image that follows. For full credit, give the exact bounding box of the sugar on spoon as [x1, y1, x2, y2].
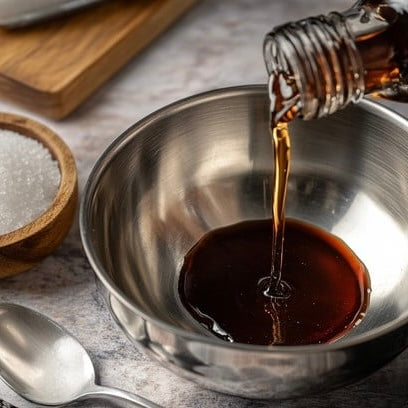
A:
[0, 303, 162, 407]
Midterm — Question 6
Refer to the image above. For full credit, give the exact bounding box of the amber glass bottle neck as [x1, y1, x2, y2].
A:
[264, 12, 365, 121]
[264, 1, 408, 121]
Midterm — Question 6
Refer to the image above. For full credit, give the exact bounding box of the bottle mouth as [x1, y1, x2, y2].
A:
[264, 13, 365, 121]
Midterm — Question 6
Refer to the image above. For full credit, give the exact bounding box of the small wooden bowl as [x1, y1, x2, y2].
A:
[0, 113, 78, 278]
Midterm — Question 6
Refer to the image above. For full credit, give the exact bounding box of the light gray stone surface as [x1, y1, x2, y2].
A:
[1, 1, 408, 407]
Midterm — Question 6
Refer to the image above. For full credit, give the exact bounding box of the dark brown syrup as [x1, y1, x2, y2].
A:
[176, 9, 383, 344]
[178, 219, 370, 345]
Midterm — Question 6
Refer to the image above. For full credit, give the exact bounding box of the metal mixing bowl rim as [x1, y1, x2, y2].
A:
[80, 84, 408, 354]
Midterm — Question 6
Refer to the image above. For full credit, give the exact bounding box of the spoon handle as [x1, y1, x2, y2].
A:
[83, 384, 162, 408]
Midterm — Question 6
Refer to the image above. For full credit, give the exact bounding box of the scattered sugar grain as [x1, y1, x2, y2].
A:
[0, 130, 60, 235]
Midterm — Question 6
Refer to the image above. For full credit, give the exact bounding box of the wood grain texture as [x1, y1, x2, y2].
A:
[0, 113, 78, 278]
[0, 0, 196, 119]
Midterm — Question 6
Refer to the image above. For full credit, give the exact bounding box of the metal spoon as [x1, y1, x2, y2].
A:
[0, 303, 161, 407]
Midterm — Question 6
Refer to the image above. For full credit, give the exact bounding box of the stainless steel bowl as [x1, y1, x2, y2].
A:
[80, 86, 408, 399]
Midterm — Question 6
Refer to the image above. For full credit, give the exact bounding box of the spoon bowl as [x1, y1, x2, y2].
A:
[0, 303, 160, 407]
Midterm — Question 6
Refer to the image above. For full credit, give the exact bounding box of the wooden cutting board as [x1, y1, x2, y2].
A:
[0, 0, 196, 119]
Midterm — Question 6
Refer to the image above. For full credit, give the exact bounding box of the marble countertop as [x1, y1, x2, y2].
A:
[1, 1, 408, 407]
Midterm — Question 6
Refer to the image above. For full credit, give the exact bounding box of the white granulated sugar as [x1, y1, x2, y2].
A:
[0, 130, 61, 235]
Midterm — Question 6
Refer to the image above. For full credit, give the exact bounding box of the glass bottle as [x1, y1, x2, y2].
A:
[264, 0, 408, 122]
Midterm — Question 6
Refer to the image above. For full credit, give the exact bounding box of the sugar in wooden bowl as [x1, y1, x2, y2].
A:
[0, 113, 77, 278]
